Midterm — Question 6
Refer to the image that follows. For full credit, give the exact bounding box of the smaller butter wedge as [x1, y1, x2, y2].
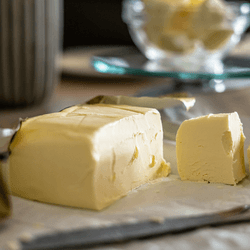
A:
[176, 112, 246, 185]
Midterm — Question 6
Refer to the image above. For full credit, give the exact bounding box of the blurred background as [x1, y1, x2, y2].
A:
[63, 0, 133, 49]
[63, 0, 250, 49]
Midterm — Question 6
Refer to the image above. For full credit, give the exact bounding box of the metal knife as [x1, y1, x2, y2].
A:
[21, 204, 250, 250]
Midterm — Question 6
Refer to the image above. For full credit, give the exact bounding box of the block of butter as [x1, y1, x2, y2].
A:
[9, 104, 170, 210]
[176, 112, 246, 185]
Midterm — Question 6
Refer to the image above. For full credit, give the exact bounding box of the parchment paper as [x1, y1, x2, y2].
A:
[1, 115, 250, 250]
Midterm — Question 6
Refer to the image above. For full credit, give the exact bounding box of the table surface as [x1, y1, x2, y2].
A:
[1, 75, 250, 128]
[0, 76, 164, 128]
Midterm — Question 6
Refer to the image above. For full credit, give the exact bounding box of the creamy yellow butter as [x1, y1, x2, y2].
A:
[9, 104, 170, 210]
[191, 0, 234, 50]
[176, 112, 246, 185]
[143, 0, 233, 53]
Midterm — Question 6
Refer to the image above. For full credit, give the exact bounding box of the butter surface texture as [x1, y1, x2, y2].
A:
[176, 112, 246, 185]
[9, 104, 170, 210]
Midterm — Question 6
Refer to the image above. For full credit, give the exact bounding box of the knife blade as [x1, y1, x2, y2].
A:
[21, 205, 250, 250]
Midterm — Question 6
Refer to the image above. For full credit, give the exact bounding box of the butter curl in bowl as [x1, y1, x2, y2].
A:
[122, 0, 250, 71]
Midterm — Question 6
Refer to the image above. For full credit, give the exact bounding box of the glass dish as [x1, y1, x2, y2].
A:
[92, 46, 250, 80]
[122, 0, 250, 72]
[91, 46, 250, 94]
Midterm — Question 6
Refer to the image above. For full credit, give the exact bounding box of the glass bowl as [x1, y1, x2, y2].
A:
[122, 0, 250, 72]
